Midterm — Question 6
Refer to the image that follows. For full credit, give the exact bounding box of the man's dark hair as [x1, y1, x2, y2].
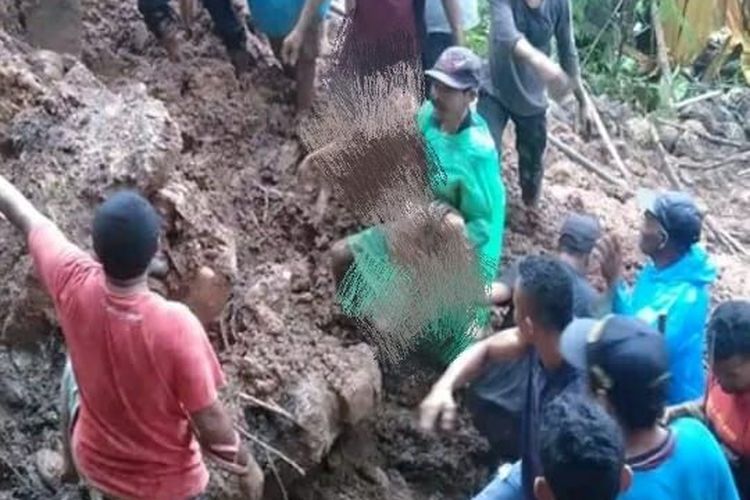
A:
[709, 301, 750, 361]
[540, 394, 625, 500]
[595, 374, 667, 432]
[92, 191, 160, 280]
[517, 255, 574, 332]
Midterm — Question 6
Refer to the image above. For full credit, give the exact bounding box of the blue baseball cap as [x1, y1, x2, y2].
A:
[561, 315, 670, 406]
[636, 189, 702, 247]
[559, 213, 601, 254]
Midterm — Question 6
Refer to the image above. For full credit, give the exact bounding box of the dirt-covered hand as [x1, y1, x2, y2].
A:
[577, 98, 595, 140]
[419, 385, 458, 432]
[545, 65, 571, 102]
[595, 234, 623, 289]
[442, 211, 465, 232]
[281, 28, 304, 66]
[238, 459, 264, 500]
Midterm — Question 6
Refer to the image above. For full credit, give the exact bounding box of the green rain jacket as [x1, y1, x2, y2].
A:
[340, 101, 506, 363]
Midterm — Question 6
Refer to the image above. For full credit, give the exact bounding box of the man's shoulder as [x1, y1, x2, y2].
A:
[143, 295, 203, 337]
[671, 417, 722, 452]
[466, 114, 499, 158]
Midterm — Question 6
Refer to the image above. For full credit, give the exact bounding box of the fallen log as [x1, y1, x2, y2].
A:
[679, 150, 750, 171]
[674, 90, 724, 110]
[547, 134, 628, 189]
[654, 118, 749, 149]
[650, 0, 673, 108]
[584, 89, 631, 179]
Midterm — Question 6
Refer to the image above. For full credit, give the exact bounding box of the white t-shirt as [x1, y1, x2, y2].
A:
[425, 0, 480, 34]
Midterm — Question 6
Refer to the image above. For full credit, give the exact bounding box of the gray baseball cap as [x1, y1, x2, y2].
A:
[559, 213, 601, 254]
[425, 46, 482, 91]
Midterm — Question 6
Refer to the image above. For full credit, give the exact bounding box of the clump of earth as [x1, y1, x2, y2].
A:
[0, 2, 748, 499]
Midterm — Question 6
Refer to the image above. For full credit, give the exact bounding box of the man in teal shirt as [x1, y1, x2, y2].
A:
[598, 189, 717, 404]
[562, 315, 739, 500]
[331, 47, 506, 363]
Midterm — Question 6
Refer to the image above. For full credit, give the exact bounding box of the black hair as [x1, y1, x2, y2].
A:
[92, 191, 160, 281]
[592, 374, 666, 432]
[709, 301, 750, 361]
[540, 394, 625, 500]
[664, 227, 693, 255]
[517, 255, 574, 332]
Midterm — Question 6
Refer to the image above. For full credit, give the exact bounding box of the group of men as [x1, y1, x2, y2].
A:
[420, 204, 750, 500]
[0, 0, 748, 499]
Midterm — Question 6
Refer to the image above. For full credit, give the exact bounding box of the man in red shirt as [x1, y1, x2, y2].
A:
[0, 174, 263, 500]
[667, 300, 750, 498]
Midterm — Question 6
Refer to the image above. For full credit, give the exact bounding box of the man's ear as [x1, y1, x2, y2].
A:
[533, 477, 555, 500]
[620, 465, 633, 493]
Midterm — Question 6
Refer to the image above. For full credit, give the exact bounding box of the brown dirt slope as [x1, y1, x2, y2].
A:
[0, 1, 748, 500]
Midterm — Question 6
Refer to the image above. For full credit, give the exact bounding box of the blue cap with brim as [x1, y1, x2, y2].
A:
[561, 315, 670, 397]
[636, 188, 702, 246]
[559, 213, 601, 254]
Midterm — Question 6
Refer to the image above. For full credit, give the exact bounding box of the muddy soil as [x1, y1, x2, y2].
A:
[0, 1, 748, 500]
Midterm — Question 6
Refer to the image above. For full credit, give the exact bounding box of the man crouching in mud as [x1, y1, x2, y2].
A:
[137, 0, 253, 74]
[330, 47, 507, 364]
[0, 174, 263, 500]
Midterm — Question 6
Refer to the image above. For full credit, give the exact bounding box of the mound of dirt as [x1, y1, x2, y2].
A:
[0, 1, 748, 500]
[0, 10, 388, 500]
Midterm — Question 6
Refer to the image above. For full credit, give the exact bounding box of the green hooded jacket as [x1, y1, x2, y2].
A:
[340, 101, 506, 363]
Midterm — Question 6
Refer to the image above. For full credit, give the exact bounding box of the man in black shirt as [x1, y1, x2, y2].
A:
[419, 256, 584, 500]
[464, 213, 602, 464]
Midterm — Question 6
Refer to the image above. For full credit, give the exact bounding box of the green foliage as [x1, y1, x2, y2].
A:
[465, 0, 715, 111]
[574, 0, 700, 111]
[466, 0, 491, 57]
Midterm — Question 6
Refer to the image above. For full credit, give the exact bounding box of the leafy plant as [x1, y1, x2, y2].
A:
[466, 0, 491, 57]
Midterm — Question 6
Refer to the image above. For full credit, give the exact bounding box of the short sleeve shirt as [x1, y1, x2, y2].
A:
[29, 223, 225, 500]
[248, 0, 332, 38]
[621, 418, 740, 500]
[483, 0, 580, 116]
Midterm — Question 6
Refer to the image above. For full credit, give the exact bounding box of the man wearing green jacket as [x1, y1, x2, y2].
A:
[331, 46, 506, 363]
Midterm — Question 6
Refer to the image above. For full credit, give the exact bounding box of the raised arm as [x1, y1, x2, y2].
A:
[282, 0, 327, 66]
[554, 0, 584, 101]
[0, 174, 49, 237]
[491, 0, 571, 95]
[441, 0, 465, 45]
[419, 327, 528, 431]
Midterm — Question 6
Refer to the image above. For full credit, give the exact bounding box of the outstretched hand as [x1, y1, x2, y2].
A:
[419, 384, 458, 432]
[576, 98, 595, 140]
[594, 234, 623, 289]
[281, 28, 304, 67]
[238, 459, 265, 500]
